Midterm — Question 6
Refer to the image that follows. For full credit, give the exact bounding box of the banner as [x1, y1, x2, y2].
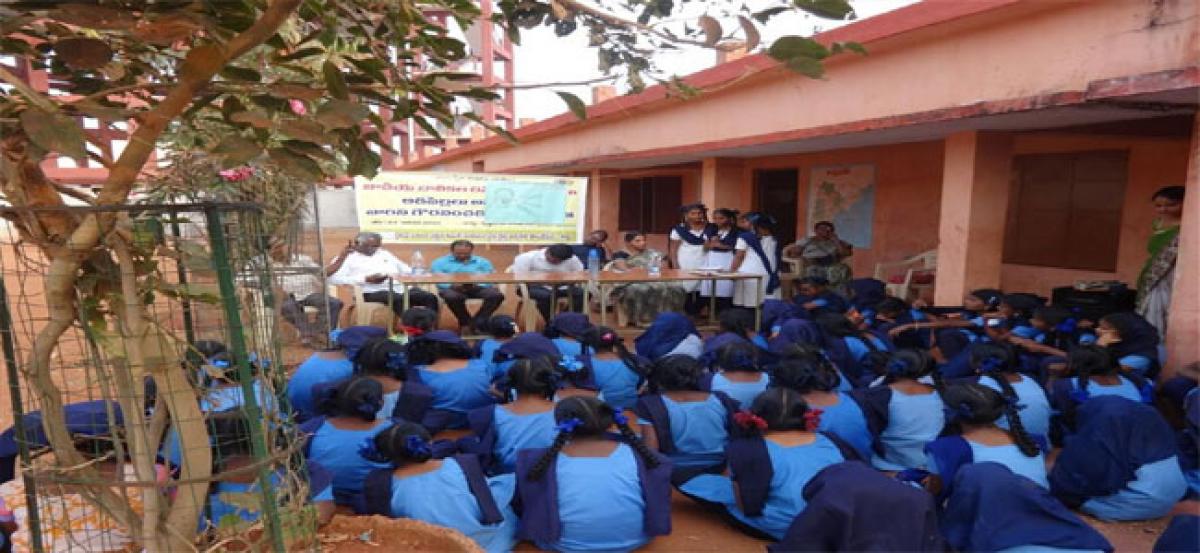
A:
[354, 171, 588, 244]
[807, 164, 876, 248]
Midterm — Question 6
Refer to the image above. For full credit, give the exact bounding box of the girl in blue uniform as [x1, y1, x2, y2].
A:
[406, 331, 497, 431]
[476, 315, 518, 365]
[635, 355, 739, 482]
[998, 293, 1044, 339]
[851, 349, 946, 471]
[815, 312, 891, 388]
[362, 421, 518, 553]
[704, 341, 769, 408]
[943, 462, 1113, 553]
[709, 309, 770, 351]
[579, 326, 645, 411]
[301, 377, 394, 508]
[1050, 396, 1187, 521]
[971, 343, 1051, 439]
[1050, 346, 1153, 440]
[1097, 311, 1161, 378]
[770, 355, 873, 458]
[353, 337, 434, 425]
[635, 312, 703, 361]
[288, 326, 384, 421]
[461, 357, 560, 474]
[679, 388, 857, 540]
[516, 396, 671, 552]
[926, 383, 1048, 499]
[545, 312, 593, 359]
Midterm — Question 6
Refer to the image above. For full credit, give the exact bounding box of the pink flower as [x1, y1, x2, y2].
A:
[218, 166, 255, 182]
[289, 99, 307, 116]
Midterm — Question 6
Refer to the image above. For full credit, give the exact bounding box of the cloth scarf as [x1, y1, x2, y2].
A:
[672, 223, 718, 246]
[1138, 225, 1180, 302]
[739, 231, 780, 295]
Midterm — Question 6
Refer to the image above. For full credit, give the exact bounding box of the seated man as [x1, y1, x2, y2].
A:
[430, 239, 504, 332]
[512, 243, 585, 322]
[267, 241, 342, 344]
[572, 229, 611, 266]
[326, 232, 438, 319]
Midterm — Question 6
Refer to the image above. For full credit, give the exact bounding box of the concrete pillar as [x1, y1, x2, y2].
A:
[1166, 114, 1200, 375]
[699, 158, 750, 211]
[934, 131, 1014, 305]
[586, 169, 619, 235]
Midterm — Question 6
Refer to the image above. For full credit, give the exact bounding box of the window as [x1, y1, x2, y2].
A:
[1002, 151, 1128, 271]
[618, 176, 683, 234]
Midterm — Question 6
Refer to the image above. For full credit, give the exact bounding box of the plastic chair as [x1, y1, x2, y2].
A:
[873, 250, 937, 301]
[778, 253, 804, 298]
[507, 265, 570, 331]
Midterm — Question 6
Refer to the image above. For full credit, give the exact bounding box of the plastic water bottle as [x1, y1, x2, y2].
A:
[587, 248, 600, 280]
[647, 253, 662, 278]
[411, 249, 426, 275]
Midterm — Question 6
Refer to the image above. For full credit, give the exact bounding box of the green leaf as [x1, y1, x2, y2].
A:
[793, 0, 855, 19]
[269, 148, 323, 181]
[556, 91, 587, 121]
[315, 99, 370, 129]
[322, 60, 349, 100]
[212, 136, 261, 166]
[752, 6, 790, 24]
[282, 140, 335, 161]
[267, 83, 324, 101]
[219, 65, 262, 82]
[346, 140, 381, 179]
[20, 108, 87, 163]
[70, 100, 128, 122]
[272, 47, 325, 62]
[842, 41, 867, 55]
[768, 36, 830, 62]
[177, 242, 214, 272]
[229, 110, 273, 129]
[786, 57, 825, 78]
[279, 119, 331, 143]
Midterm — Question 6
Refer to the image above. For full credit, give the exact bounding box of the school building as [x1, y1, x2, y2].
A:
[396, 0, 1200, 368]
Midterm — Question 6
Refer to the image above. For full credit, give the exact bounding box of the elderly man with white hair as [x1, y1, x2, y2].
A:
[326, 232, 439, 318]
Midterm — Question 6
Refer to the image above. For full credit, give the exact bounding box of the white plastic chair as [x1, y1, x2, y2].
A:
[873, 250, 938, 301]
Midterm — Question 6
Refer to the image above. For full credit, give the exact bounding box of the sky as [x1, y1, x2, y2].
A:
[512, 0, 921, 121]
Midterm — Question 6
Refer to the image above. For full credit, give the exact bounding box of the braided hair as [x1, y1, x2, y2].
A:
[318, 376, 385, 421]
[354, 337, 409, 381]
[771, 356, 839, 394]
[941, 383, 1039, 457]
[581, 326, 647, 378]
[401, 308, 438, 334]
[527, 396, 659, 481]
[969, 342, 1021, 405]
[371, 421, 434, 466]
[716, 341, 761, 373]
[883, 348, 943, 392]
[646, 354, 704, 394]
[504, 357, 559, 401]
[405, 336, 474, 366]
[740, 388, 819, 435]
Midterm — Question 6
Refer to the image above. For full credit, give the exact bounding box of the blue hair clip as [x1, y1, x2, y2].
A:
[612, 411, 628, 426]
[210, 358, 231, 369]
[248, 352, 270, 369]
[556, 417, 583, 433]
[1069, 388, 1090, 404]
[356, 402, 379, 419]
[404, 435, 432, 458]
[559, 355, 584, 373]
[886, 358, 910, 375]
[358, 438, 388, 463]
[329, 328, 344, 344]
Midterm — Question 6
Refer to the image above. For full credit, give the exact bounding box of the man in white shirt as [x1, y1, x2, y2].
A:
[265, 242, 342, 343]
[511, 243, 585, 322]
[326, 232, 439, 318]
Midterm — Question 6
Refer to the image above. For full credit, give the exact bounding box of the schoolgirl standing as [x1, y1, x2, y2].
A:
[669, 202, 715, 316]
[729, 212, 781, 310]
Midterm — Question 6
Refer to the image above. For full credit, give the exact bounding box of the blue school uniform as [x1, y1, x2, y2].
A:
[163, 380, 275, 467]
[680, 435, 850, 540]
[464, 405, 559, 474]
[815, 393, 874, 459]
[853, 386, 946, 471]
[305, 420, 392, 504]
[385, 460, 518, 553]
[416, 359, 497, 429]
[591, 357, 642, 411]
[517, 443, 672, 552]
[1051, 376, 1150, 408]
[476, 338, 506, 365]
[942, 463, 1113, 553]
[926, 436, 1049, 498]
[1117, 355, 1153, 377]
[288, 354, 353, 420]
[979, 374, 1052, 439]
[708, 372, 770, 408]
[1050, 396, 1187, 521]
[204, 463, 334, 528]
[635, 394, 732, 470]
[552, 337, 583, 359]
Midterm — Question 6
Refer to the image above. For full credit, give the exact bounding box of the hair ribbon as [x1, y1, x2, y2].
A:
[556, 417, 583, 433]
[733, 411, 768, 431]
[612, 411, 629, 426]
[405, 435, 432, 458]
[886, 358, 910, 375]
[803, 408, 824, 431]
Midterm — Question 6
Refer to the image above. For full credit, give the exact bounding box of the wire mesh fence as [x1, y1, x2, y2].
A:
[0, 202, 319, 552]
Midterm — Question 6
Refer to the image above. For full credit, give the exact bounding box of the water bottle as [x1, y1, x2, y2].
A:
[587, 248, 600, 280]
[411, 249, 426, 275]
[647, 252, 662, 278]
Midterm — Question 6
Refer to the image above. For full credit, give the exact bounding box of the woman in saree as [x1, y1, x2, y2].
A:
[612, 231, 687, 326]
[785, 221, 854, 294]
[1137, 186, 1185, 336]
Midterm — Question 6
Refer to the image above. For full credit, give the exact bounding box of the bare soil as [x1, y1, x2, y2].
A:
[319, 515, 483, 553]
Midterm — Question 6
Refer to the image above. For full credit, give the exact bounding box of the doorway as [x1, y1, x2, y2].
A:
[754, 168, 799, 247]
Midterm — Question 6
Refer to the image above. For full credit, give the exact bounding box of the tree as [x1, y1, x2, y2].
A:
[0, 0, 857, 550]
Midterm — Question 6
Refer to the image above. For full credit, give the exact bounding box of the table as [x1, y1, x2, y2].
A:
[387, 269, 765, 330]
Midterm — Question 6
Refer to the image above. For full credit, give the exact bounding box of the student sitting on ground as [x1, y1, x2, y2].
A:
[300, 376, 393, 510]
[770, 354, 873, 459]
[579, 326, 646, 412]
[942, 462, 1113, 553]
[635, 312, 704, 361]
[352, 336, 434, 424]
[289, 326, 384, 421]
[363, 421, 519, 553]
[816, 312, 891, 388]
[515, 396, 671, 552]
[852, 349, 946, 471]
[1096, 311, 1162, 378]
[970, 342, 1051, 439]
[636, 355, 740, 483]
[544, 312, 593, 359]
[1050, 345, 1154, 436]
[925, 383, 1048, 500]
[703, 341, 770, 408]
[679, 388, 858, 540]
[1050, 396, 1187, 521]
[406, 330, 497, 432]
[476, 315, 518, 366]
[460, 357, 560, 475]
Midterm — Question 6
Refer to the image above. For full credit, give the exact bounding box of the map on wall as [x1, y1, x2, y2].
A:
[807, 164, 876, 248]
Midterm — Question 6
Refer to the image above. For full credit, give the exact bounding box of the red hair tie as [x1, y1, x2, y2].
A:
[401, 325, 425, 337]
[804, 409, 824, 431]
[733, 411, 768, 431]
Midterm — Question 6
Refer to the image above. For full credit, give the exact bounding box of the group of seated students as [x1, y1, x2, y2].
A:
[1, 280, 1198, 552]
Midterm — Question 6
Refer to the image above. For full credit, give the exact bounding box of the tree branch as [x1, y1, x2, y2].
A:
[0, 64, 60, 113]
